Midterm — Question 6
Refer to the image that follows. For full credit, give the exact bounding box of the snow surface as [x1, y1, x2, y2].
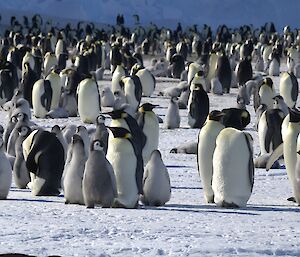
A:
[0, 0, 300, 30]
[1, 59, 300, 256]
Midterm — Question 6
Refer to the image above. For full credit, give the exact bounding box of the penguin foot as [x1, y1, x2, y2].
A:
[86, 205, 95, 209]
[65, 200, 70, 205]
[170, 148, 178, 153]
[287, 197, 296, 202]
[221, 201, 239, 208]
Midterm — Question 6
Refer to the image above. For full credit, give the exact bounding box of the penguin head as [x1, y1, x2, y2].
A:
[17, 125, 31, 137]
[51, 125, 61, 135]
[106, 109, 128, 119]
[96, 115, 106, 125]
[150, 149, 162, 159]
[71, 134, 84, 145]
[139, 103, 158, 112]
[208, 110, 225, 121]
[289, 108, 300, 123]
[262, 77, 273, 88]
[91, 139, 103, 151]
[76, 125, 87, 134]
[107, 126, 132, 139]
[16, 112, 28, 122]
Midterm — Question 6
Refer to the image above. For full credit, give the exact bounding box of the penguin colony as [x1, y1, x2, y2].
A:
[0, 15, 300, 210]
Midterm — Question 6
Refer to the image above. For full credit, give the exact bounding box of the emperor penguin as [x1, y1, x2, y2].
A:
[82, 140, 117, 208]
[187, 62, 201, 85]
[111, 65, 126, 93]
[13, 124, 31, 189]
[188, 83, 209, 129]
[212, 127, 254, 208]
[279, 72, 298, 108]
[63, 134, 87, 205]
[267, 108, 300, 202]
[32, 79, 53, 118]
[236, 57, 252, 86]
[221, 108, 250, 130]
[206, 51, 219, 91]
[45, 69, 62, 110]
[268, 49, 280, 76]
[137, 103, 159, 164]
[258, 77, 275, 109]
[258, 109, 284, 155]
[141, 150, 171, 206]
[100, 86, 114, 108]
[43, 52, 58, 75]
[198, 110, 225, 203]
[131, 64, 156, 97]
[21, 62, 39, 107]
[24, 130, 65, 196]
[0, 136, 12, 199]
[122, 75, 143, 116]
[77, 77, 101, 124]
[273, 95, 289, 117]
[164, 97, 180, 129]
[106, 127, 142, 208]
[216, 51, 232, 93]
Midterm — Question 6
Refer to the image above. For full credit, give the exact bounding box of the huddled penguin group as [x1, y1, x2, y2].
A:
[1, 14, 300, 210]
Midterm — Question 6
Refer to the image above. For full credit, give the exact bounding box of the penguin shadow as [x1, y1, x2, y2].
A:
[171, 186, 202, 190]
[245, 204, 300, 213]
[7, 197, 62, 204]
[143, 203, 259, 216]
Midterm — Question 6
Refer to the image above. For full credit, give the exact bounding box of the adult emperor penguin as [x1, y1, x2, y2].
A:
[279, 71, 298, 108]
[188, 83, 209, 129]
[258, 109, 284, 155]
[45, 68, 62, 110]
[111, 64, 126, 93]
[258, 77, 275, 109]
[137, 103, 159, 164]
[32, 79, 53, 118]
[43, 52, 58, 76]
[221, 108, 250, 130]
[198, 110, 225, 203]
[267, 108, 300, 202]
[216, 50, 232, 93]
[13, 125, 31, 189]
[63, 134, 87, 205]
[77, 77, 101, 124]
[21, 62, 39, 107]
[131, 64, 156, 97]
[106, 127, 142, 208]
[82, 140, 117, 208]
[165, 97, 180, 129]
[236, 57, 252, 86]
[141, 150, 171, 206]
[0, 136, 12, 199]
[24, 129, 65, 196]
[187, 62, 201, 85]
[212, 127, 254, 207]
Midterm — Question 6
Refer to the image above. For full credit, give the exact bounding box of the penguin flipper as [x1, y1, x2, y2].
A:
[244, 132, 254, 191]
[264, 126, 272, 153]
[266, 143, 283, 171]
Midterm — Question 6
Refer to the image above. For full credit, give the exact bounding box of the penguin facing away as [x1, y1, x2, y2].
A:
[82, 140, 117, 208]
[141, 150, 171, 206]
[279, 71, 298, 109]
[212, 127, 254, 208]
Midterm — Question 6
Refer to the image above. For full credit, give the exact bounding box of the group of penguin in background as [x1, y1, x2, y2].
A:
[0, 14, 300, 209]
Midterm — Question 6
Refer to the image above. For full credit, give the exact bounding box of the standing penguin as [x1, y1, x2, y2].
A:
[32, 79, 53, 118]
[24, 130, 65, 196]
[0, 136, 12, 199]
[258, 109, 284, 155]
[82, 140, 117, 208]
[236, 57, 252, 86]
[106, 127, 142, 208]
[216, 51, 232, 93]
[45, 69, 62, 110]
[131, 64, 156, 97]
[267, 108, 300, 202]
[212, 127, 254, 207]
[258, 77, 275, 109]
[137, 103, 159, 164]
[279, 71, 298, 108]
[188, 84, 209, 128]
[21, 62, 39, 107]
[13, 125, 31, 189]
[198, 110, 225, 203]
[141, 150, 171, 206]
[77, 77, 101, 124]
[164, 97, 180, 129]
[63, 134, 87, 205]
[111, 65, 126, 93]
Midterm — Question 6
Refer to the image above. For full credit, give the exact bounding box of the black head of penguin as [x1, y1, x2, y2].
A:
[107, 126, 131, 139]
[139, 103, 158, 112]
[208, 110, 225, 122]
[289, 108, 300, 123]
[96, 114, 106, 125]
[90, 139, 104, 152]
[262, 77, 273, 88]
[71, 133, 84, 146]
[105, 109, 128, 119]
[16, 124, 31, 137]
[221, 108, 250, 130]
